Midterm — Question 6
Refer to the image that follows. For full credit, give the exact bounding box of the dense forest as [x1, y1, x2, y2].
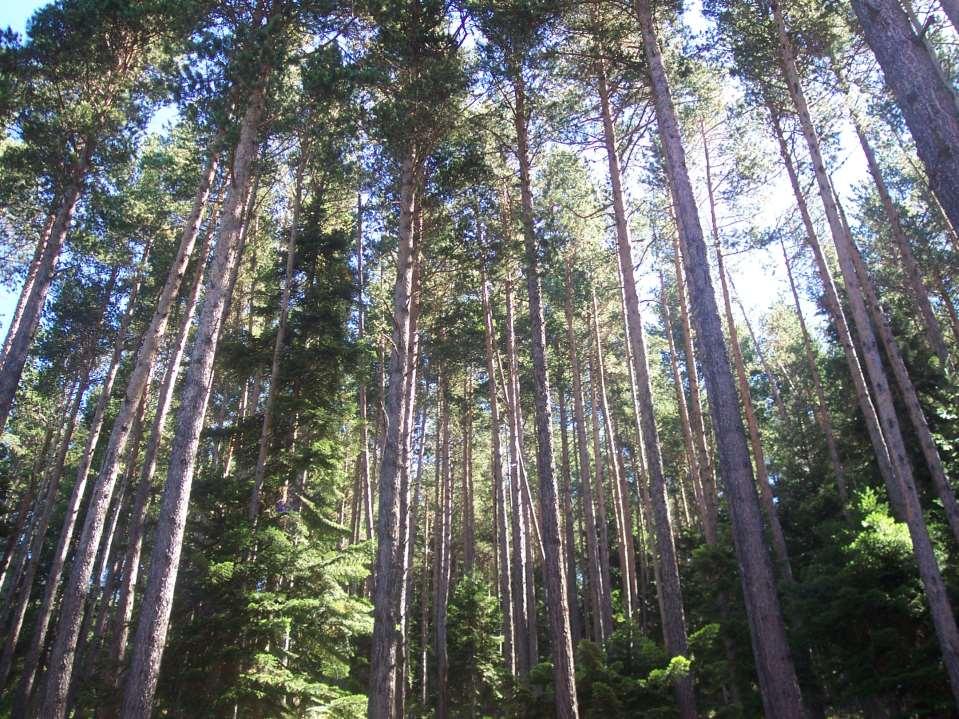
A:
[2, 0, 959, 715]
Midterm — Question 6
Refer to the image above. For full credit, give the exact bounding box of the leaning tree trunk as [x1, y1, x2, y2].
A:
[779, 240, 850, 509]
[250, 151, 306, 523]
[14, 253, 142, 717]
[850, 0, 959, 235]
[597, 57, 697, 717]
[116, 81, 266, 719]
[0, 141, 93, 434]
[103, 210, 219, 705]
[834, 191, 959, 544]
[769, 109, 898, 506]
[705, 136, 793, 579]
[367, 149, 420, 719]
[0, 213, 53, 371]
[481, 272, 516, 672]
[512, 67, 579, 719]
[771, 0, 959, 702]
[635, 0, 805, 714]
[38, 144, 219, 718]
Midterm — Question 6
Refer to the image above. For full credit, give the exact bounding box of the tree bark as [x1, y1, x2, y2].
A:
[850, 0, 959, 235]
[116, 81, 265, 719]
[434, 371, 452, 719]
[834, 190, 959, 544]
[635, 1, 805, 714]
[367, 148, 419, 719]
[512, 67, 578, 718]
[555, 381, 582, 642]
[780, 240, 849, 508]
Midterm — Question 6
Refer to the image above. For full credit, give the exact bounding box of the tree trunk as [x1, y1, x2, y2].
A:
[850, 0, 959, 234]
[834, 190, 959, 544]
[590, 290, 638, 621]
[780, 240, 850, 509]
[0, 373, 87, 690]
[769, 109, 897, 505]
[635, 1, 805, 714]
[104, 209, 218, 702]
[461, 373, 476, 573]
[434, 372, 452, 719]
[14, 255, 141, 716]
[556, 382, 582, 643]
[771, 0, 959, 702]
[39, 141, 219, 719]
[597, 54, 698, 714]
[250, 151, 306, 523]
[116, 81, 265, 719]
[356, 194, 374, 545]
[367, 148, 419, 719]
[562, 262, 608, 645]
[481, 272, 516, 672]
[0, 212, 54, 371]
[705, 134, 793, 578]
[0, 142, 93, 434]
[503, 269, 532, 674]
[586, 334, 615, 639]
[512, 68, 578, 719]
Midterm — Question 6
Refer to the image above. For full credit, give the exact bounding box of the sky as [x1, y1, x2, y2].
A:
[0, 0, 878, 349]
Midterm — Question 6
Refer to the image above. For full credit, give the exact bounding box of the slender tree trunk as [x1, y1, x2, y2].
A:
[13, 255, 141, 716]
[705, 139, 793, 578]
[481, 272, 516, 672]
[104, 207, 218, 702]
[0, 374, 86, 689]
[0, 143, 93, 434]
[250, 152, 305, 523]
[771, 0, 959, 702]
[598, 54, 698, 713]
[556, 382, 582, 642]
[780, 240, 850, 508]
[462, 374, 476, 573]
[394, 232, 422, 719]
[434, 372, 452, 719]
[834, 190, 959, 545]
[368, 149, 419, 719]
[849, 0, 959, 234]
[843, 100, 949, 366]
[512, 68, 578, 718]
[562, 262, 607, 645]
[356, 194, 374, 545]
[117, 81, 266, 719]
[931, 265, 959, 347]
[39, 145, 220, 718]
[590, 289, 637, 620]
[586, 338, 615, 639]
[503, 269, 532, 674]
[769, 109, 898, 505]
[661, 277, 709, 534]
[635, 1, 805, 714]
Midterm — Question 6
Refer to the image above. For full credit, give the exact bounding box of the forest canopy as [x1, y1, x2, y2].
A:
[0, 0, 959, 716]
